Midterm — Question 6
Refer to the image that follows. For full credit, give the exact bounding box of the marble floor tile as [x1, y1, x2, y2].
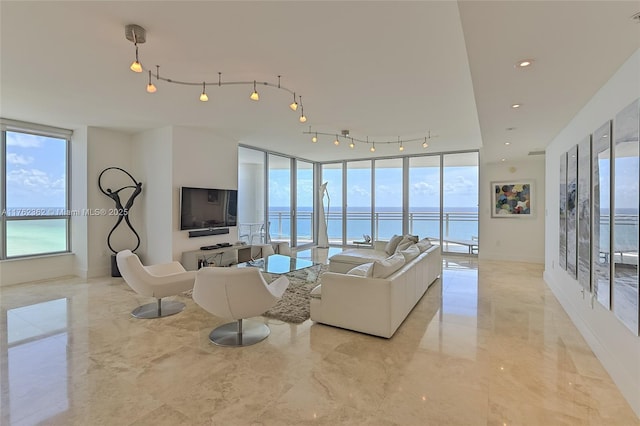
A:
[0, 255, 638, 425]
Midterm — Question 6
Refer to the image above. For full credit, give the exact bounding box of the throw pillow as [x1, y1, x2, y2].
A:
[400, 244, 420, 262]
[384, 234, 403, 255]
[371, 253, 405, 278]
[395, 240, 414, 252]
[347, 262, 374, 277]
[416, 238, 432, 253]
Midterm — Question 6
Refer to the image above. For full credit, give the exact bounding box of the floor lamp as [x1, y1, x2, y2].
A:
[318, 182, 330, 248]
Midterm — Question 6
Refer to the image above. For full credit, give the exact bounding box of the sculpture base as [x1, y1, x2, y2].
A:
[111, 254, 121, 277]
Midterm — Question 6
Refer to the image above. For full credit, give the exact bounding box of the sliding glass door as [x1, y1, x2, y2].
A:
[374, 158, 403, 241]
[346, 160, 372, 245]
[321, 163, 343, 245]
[296, 160, 314, 246]
[268, 154, 291, 244]
[408, 155, 441, 242]
[442, 152, 479, 254]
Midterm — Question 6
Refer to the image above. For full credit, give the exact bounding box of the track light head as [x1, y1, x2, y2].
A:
[126, 25, 145, 73]
[250, 80, 259, 101]
[146, 71, 156, 93]
[200, 82, 208, 102]
[289, 92, 298, 111]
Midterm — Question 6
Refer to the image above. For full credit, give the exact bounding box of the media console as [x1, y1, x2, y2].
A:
[181, 244, 255, 270]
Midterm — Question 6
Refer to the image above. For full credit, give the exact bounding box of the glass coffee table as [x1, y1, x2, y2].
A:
[236, 254, 317, 275]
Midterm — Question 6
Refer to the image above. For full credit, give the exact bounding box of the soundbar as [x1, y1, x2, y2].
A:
[188, 228, 229, 238]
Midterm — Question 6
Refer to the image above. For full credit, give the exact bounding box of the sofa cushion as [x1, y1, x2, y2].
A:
[416, 238, 432, 253]
[399, 244, 420, 262]
[347, 262, 374, 277]
[384, 235, 404, 255]
[330, 249, 390, 265]
[371, 253, 405, 278]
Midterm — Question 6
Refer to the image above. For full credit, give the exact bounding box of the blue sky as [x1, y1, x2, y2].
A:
[269, 164, 479, 210]
[6, 132, 66, 209]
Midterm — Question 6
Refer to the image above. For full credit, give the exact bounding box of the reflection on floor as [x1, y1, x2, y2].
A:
[1, 253, 638, 425]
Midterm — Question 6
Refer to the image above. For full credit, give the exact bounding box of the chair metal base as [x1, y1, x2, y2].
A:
[131, 299, 185, 319]
[209, 319, 270, 347]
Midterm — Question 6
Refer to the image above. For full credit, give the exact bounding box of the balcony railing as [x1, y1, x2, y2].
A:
[265, 210, 480, 251]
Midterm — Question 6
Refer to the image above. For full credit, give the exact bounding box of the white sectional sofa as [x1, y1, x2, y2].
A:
[310, 238, 442, 338]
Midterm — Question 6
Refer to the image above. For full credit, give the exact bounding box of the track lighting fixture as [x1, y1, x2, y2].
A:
[146, 70, 156, 93]
[250, 81, 259, 101]
[200, 82, 209, 102]
[124, 24, 309, 124]
[126, 24, 145, 73]
[299, 96, 307, 123]
[130, 45, 142, 73]
[303, 129, 435, 153]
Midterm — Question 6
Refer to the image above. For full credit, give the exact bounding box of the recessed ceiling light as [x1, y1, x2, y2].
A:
[501, 158, 506, 162]
[515, 59, 534, 68]
[505, 142, 511, 146]
[511, 104, 521, 109]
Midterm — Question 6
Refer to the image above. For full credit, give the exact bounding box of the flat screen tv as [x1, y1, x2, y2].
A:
[180, 187, 238, 231]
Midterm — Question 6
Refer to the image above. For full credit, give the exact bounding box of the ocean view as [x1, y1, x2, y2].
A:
[5, 206, 637, 256]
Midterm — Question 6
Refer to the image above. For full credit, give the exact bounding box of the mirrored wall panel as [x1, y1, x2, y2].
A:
[577, 136, 591, 291]
[612, 99, 639, 335]
[559, 152, 567, 270]
[592, 121, 612, 309]
[566, 145, 578, 278]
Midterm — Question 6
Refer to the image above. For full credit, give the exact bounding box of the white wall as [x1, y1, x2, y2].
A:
[132, 127, 173, 265]
[478, 155, 546, 263]
[170, 126, 239, 261]
[85, 127, 135, 278]
[544, 49, 640, 417]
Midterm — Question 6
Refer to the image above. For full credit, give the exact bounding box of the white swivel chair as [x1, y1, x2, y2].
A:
[116, 250, 196, 319]
[193, 267, 289, 347]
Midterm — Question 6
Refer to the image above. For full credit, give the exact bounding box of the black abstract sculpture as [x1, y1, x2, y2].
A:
[98, 167, 143, 256]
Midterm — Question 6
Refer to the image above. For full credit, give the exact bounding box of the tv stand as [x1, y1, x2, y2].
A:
[181, 243, 253, 270]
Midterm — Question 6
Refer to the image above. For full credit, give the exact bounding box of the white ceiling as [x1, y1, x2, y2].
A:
[1, 1, 638, 163]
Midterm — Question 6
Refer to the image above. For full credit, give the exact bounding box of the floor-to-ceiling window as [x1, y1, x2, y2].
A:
[320, 163, 343, 245]
[237, 147, 266, 244]
[442, 152, 479, 254]
[239, 146, 479, 254]
[268, 154, 291, 243]
[408, 155, 441, 242]
[296, 160, 314, 246]
[374, 158, 403, 241]
[238, 146, 316, 248]
[346, 160, 372, 245]
[1, 120, 71, 259]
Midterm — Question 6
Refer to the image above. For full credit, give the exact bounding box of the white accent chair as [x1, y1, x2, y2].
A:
[193, 267, 289, 347]
[116, 250, 196, 319]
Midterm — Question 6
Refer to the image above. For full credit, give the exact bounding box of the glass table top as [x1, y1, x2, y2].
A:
[236, 254, 316, 274]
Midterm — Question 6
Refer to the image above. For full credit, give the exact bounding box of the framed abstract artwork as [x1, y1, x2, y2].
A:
[566, 145, 578, 279]
[491, 181, 533, 218]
